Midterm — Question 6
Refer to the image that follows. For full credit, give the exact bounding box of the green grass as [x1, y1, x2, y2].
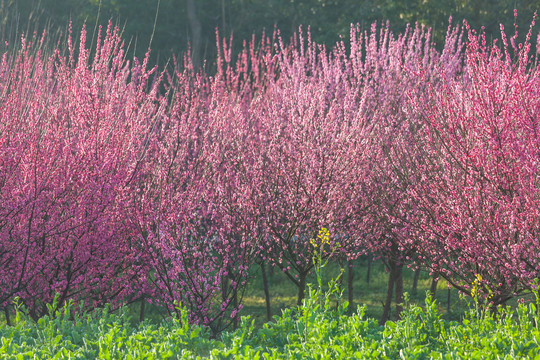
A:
[2, 277, 540, 359]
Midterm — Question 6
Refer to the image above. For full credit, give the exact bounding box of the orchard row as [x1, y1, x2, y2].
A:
[1, 18, 539, 333]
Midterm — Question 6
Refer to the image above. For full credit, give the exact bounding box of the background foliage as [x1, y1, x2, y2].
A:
[2, 0, 539, 68]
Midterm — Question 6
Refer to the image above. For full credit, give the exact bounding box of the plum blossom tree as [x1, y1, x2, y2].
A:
[241, 29, 371, 306]
[0, 23, 166, 318]
[399, 17, 540, 307]
[129, 45, 263, 332]
[345, 20, 464, 322]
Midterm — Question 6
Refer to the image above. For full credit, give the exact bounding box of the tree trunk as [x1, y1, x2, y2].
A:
[4, 306, 11, 327]
[394, 262, 404, 320]
[261, 262, 272, 321]
[221, 0, 227, 33]
[297, 271, 307, 306]
[186, 0, 202, 69]
[216, 275, 230, 332]
[233, 289, 238, 329]
[347, 260, 354, 313]
[380, 261, 395, 324]
[221, 276, 229, 303]
[366, 256, 372, 285]
[430, 276, 438, 296]
[411, 267, 420, 295]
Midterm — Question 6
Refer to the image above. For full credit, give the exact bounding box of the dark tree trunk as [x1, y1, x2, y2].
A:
[411, 267, 421, 295]
[366, 256, 372, 284]
[394, 262, 404, 320]
[186, 0, 202, 69]
[221, 0, 227, 33]
[232, 289, 238, 329]
[297, 271, 307, 306]
[261, 262, 272, 321]
[347, 260, 354, 313]
[380, 261, 395, 324]
[221, 276, 229, 303]
[216, 275, 230, 332]
[4, 306, 11, 327]
[430, 276, 438, 296]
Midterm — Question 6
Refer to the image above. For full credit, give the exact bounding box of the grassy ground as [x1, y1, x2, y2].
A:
[240, 257, 471, 328]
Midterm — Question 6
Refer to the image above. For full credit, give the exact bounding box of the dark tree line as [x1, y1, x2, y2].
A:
[1, 0, 538, 68]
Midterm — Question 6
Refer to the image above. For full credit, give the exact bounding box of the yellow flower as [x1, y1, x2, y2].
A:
[318, 227, 330, 245]
[471, 274, 483, 299]
[310, 227, 330, 248]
